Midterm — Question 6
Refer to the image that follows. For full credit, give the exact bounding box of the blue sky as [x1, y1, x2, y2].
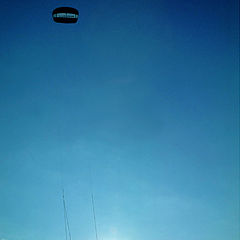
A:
[0, 0, 239, 240]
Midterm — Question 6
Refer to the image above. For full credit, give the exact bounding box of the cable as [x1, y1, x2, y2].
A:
[91, 194, 99, 240]
[62, 189, 72, 240]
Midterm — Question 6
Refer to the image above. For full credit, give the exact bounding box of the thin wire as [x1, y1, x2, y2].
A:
[91, 194, 99, 240]
[62, 189, 72, 240]
[65, 204, 72, 240]
[62, 190, 68, 240]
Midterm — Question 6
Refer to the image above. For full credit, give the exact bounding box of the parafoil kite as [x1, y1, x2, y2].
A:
[52, 7, 79, 24]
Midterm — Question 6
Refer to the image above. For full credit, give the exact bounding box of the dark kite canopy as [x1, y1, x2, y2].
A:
[52, 7, 79, 23]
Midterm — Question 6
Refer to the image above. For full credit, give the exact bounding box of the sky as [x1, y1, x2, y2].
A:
[0, 0, 239, 240]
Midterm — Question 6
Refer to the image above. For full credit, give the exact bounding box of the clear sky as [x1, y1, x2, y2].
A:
[0, 0, 239, 240]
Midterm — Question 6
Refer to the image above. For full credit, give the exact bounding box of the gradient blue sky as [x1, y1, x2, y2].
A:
[0, 0, 239, 240]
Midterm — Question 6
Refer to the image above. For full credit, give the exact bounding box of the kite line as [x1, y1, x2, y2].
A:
[62, 189, 72, 240]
